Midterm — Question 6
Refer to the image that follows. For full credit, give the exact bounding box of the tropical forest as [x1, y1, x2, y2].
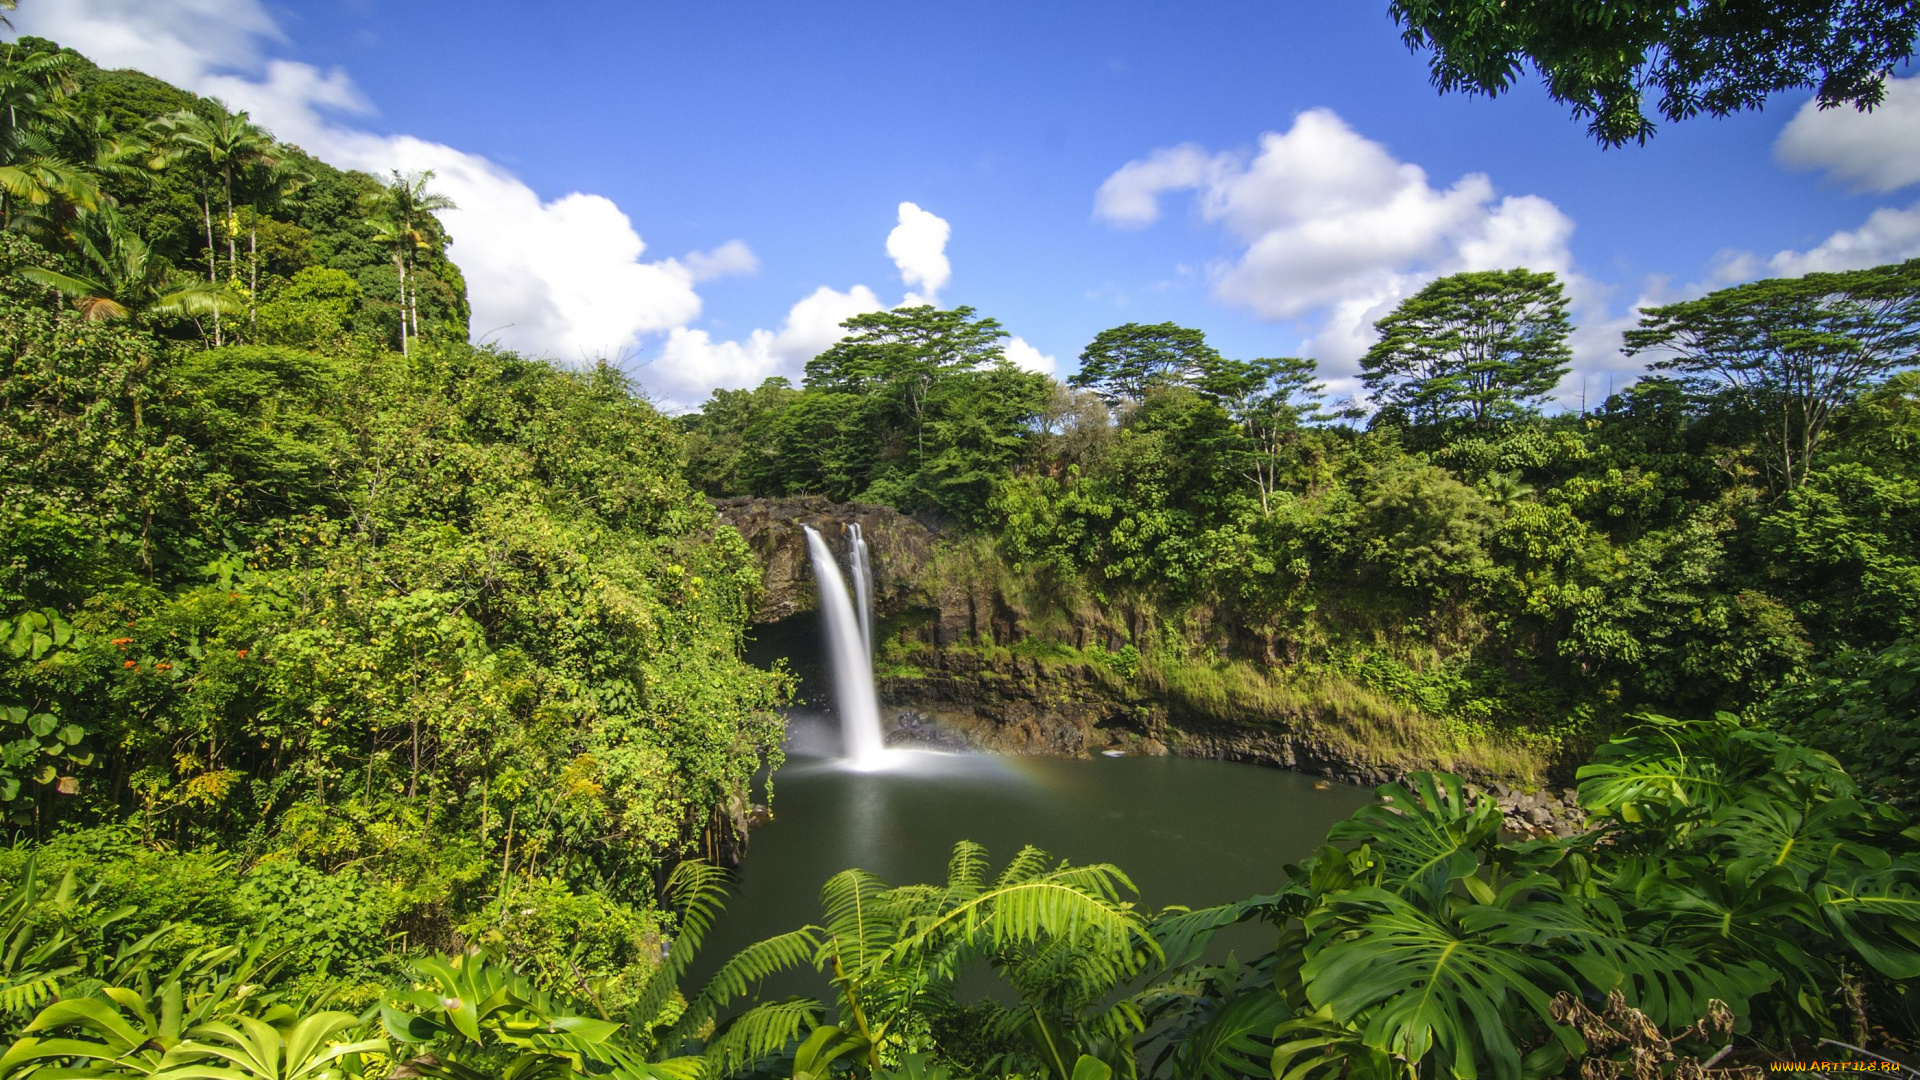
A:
[1, 5, 1918, 1080]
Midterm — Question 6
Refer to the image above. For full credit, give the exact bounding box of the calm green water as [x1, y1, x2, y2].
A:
[695, 726, 1375, 976]
[691, 612, 1376, 980]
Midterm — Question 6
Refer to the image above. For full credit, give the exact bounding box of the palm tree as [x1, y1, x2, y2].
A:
[0, 45, 91, 231]
[0, 129, 100, 233]
[361, 169, 455, 355]
[240, 158, 312, 330]
[150, 108, 276, 345]
[18, 210, 238, 325]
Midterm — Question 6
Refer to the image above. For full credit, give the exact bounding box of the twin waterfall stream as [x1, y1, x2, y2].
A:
[801, 524, 889, 768]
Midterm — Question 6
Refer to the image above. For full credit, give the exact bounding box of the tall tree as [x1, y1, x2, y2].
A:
[241, 159, 313, 330]
[362, 169, 456, 355]
[1360, 268, 1572, 430]
[1070, 321, 1220, 404]
[152, 108, 274, 345]
[1389, 0, 1920, 146]
[804, 305, 1007, 463]
[1197, 355, 1331, 514]
[1625, 259, 1920, 493]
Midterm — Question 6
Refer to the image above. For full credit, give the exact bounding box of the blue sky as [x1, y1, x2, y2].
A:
[18, 1, 1920, 407]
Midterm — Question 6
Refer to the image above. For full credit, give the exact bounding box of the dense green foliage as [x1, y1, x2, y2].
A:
[0, 36, 785, 1002]
[680, 306, 1050, 528]
[4, 33, 1920, 1080]
[2, 717, 1914, 1078]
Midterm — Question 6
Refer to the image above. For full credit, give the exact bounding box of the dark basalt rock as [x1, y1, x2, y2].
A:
[713, 496, 936, 624]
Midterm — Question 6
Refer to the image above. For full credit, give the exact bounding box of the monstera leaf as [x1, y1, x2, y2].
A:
[1814, 864, 1920, 978]
[1165, 986, 1289, 1080]
[1298, 888, 1582, 1080]
[1328, 773, 1501, 907]
[1462, 890, 1774, 1029]
[1702, 788, 1892, 889]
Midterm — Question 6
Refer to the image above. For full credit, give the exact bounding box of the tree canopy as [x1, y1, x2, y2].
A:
[1070, 321, 1222, 404]
[1389, 0, 1920, 146]
[1626, 258, 1920, 492]
[1360, 268, 1573, 430]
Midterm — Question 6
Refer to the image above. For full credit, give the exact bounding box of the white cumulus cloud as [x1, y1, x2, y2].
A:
[887, 202, 952, 307]
[1776, 76, 1920, 193]
[1095, 109, 1596, 398]
[648, 285, 885, 409]
[683, 240, 760, 282]
[1005, 337, 1058, 377]
[1708, 201, 1920, 281]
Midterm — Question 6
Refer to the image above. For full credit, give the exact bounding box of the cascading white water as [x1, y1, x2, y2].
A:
[849, 523, 874, 657]
[803, 525, 887, 767]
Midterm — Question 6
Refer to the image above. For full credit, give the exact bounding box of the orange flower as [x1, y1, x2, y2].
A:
[236, 650, 249, 659]
[154, 662, 172, 672]
[111, 637, 132, 647]
[123, 660, 137, 669]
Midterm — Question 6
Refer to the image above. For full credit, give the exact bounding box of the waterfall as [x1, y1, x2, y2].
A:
[803, 525, 887, 766]
[849, 523, 874, 657]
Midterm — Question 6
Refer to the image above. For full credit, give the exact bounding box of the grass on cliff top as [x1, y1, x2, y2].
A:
[882, 631, 1553, 783]
[1141, 652, 1552, 784]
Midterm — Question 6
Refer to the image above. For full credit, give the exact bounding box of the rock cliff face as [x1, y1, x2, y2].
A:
[712, 496, 936, 624]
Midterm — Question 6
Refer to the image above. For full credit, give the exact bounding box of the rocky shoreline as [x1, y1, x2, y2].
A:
[881, 703, 1588, 839]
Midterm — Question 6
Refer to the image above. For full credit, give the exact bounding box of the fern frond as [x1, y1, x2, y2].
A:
[0, 972, 64, 1014]
[670, 928, 821, 1046]
[631, 861, 734, 1030]
[946, 841, 990, 898]
[819, 870, 898, 979]
[702, 997, 821, 1076]
[994, 846, 1054, 887]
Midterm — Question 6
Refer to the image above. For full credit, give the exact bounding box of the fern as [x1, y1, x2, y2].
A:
[0, 972, 64, 1015]
[672, 927, 821, 1045]
[702, 996, 821, 1075]
[630, 860, 734, 1033]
